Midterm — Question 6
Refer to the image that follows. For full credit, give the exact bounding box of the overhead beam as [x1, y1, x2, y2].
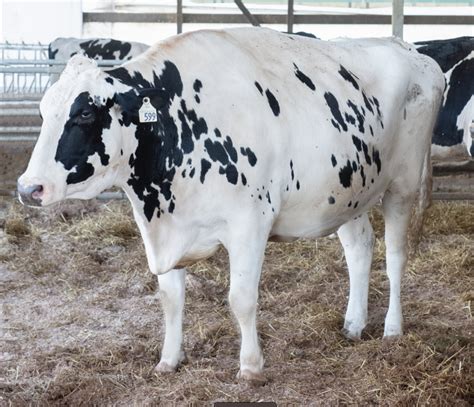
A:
[233, 0, 260, 27]
[83, 12, 474, 25]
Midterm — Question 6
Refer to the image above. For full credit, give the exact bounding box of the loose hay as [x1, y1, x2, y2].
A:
[4, 217, 31, 241]
[0, 198, 472, 405]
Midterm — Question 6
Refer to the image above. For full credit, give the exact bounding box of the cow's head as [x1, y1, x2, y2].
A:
[18, 55, 131, 206]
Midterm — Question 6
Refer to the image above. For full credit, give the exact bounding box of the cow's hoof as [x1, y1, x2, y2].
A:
[383, 333, 402, 342]
[155, 361, 178, 373]
[341, 327, 362, 341]
[155, 351, 187, 374]
[383, 326, 403, 339]
[237, 369, 267, 385]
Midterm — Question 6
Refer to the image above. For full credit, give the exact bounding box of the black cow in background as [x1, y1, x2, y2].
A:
[48, 37, 150, 61]
[415, 37, 474, 159]
[48, 37, 150, 82]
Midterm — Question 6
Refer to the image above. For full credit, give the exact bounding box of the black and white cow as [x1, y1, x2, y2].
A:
[416, 36, 474, 158]
[18, 28, 444, 382]
[48, 37, 150, 82]
[49, 37, 150, 61]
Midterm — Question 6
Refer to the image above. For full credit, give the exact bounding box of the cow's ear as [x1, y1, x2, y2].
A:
[113, 88, 169, 118]
[113, 91, 139, 126]
[137, 88, 169, 110]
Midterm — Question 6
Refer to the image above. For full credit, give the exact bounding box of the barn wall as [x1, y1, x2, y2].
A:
[1, 0, 82, 43]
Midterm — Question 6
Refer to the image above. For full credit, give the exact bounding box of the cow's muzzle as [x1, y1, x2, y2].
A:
[17, 182, 44, 207]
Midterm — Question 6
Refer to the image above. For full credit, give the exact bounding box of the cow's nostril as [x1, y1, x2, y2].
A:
[31, 185, 44, 199]
[17, 182, 44, 206]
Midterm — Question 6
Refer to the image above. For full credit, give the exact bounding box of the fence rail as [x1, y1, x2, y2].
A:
[83, 11, 474, 25]
[0, 43, 124, 99]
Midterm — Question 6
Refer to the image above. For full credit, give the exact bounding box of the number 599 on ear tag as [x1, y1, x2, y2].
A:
[139, 97, 157, 123]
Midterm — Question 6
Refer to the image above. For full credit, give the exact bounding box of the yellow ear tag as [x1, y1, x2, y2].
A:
[139, 97, 157, 123]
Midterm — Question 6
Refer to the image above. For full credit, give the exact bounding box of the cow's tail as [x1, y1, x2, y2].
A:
[409, 147, 432, 251]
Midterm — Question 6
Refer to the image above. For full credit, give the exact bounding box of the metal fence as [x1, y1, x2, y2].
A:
[0, 43, 52, 99]
[0, 43, 122, 101]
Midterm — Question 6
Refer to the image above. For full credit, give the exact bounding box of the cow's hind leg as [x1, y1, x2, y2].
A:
[337, 213, 374, 340]
[225, 223, 269, 383]
[382, 190, 415, 338]
[155, 268, 187, 372]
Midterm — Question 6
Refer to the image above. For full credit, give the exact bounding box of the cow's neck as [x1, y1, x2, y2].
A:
[120, 174, 196, 274]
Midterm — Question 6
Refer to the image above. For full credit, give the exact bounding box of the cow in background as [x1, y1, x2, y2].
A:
[416, 37, 474, 159]
[48, 37, 150, 82]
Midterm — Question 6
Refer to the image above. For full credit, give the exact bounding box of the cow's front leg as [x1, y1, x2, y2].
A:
[337, 213, 374, 340]
[225, 226, 268, 383]
[155, 268, 187, 372]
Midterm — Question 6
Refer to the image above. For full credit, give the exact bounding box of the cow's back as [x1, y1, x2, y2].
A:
[148, 28, 442, 150]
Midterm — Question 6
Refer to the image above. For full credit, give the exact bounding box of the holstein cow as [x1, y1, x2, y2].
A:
[415, 36, 474, 158]
[48, 37, 150, 82]
[18, 28, 444, 382]
[49, 37, 150, 61]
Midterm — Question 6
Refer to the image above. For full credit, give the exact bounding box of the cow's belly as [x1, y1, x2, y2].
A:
[271, 186, 384, 239]
[176, 244, 220, 268]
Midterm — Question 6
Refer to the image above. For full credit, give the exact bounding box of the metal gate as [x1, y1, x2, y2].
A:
[0, 42, 52, 100]
[0, 42, 121, 100]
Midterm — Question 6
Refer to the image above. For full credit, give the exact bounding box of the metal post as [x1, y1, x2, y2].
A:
[392, 0, 404, 39]
[177, 0, 183, 34]
[287, 0, 294, 34]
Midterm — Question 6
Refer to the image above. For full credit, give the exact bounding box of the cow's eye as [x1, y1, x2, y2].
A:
[81, 110, 93, 119]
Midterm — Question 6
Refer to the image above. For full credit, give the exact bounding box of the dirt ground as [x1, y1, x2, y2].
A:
[0, 198, 472, 406]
